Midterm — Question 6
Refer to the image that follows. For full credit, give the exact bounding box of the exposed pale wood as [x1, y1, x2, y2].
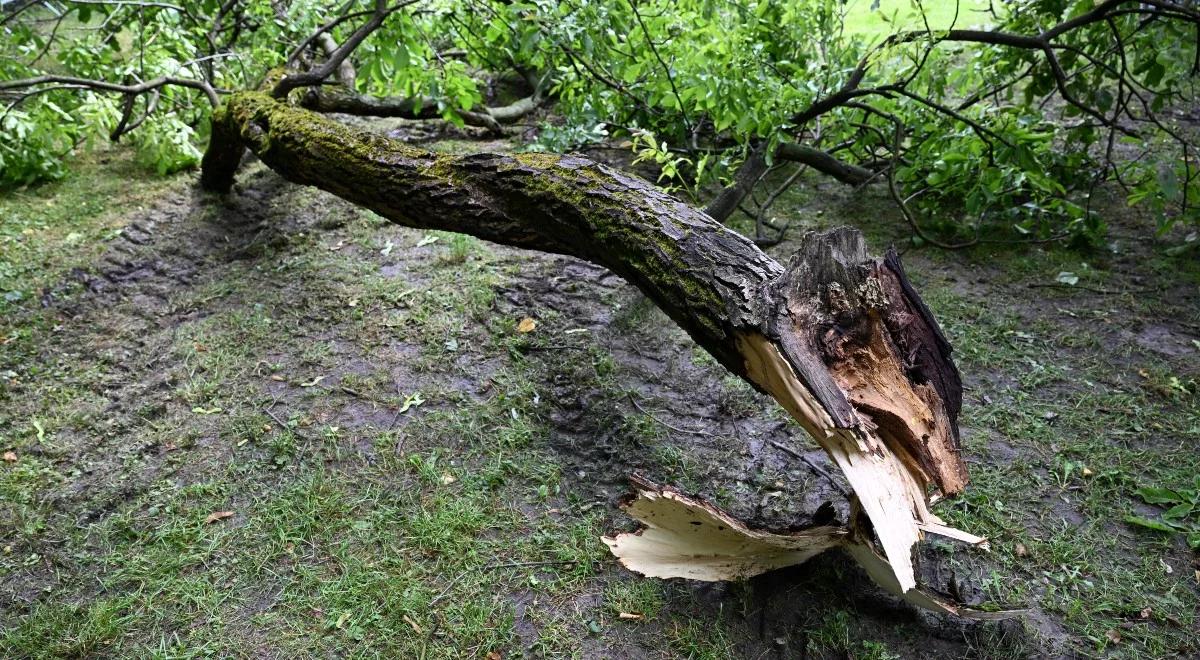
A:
[607, 478, 1020, 618]
[602, 476, 846, 581]
[735, 332, 930, 592]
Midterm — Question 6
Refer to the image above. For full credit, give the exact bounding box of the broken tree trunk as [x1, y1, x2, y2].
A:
[200, 92, 981, 605]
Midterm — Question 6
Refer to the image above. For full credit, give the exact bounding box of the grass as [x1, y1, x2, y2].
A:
[2, 135, 1198, 658]
[842, 0, 994, 35]
[913, 249, 1199, 656]
[0, 146, 182, 316]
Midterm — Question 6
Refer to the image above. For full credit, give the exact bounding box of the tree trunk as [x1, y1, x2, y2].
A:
[200, 92, 980, 602]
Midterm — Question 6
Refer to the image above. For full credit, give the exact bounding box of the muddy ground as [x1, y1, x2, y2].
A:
[1, 129, 1198, 658]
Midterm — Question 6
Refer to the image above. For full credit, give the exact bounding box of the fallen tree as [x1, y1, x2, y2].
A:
[199, 91, 996, 612]
[15, 0, 1140, 615]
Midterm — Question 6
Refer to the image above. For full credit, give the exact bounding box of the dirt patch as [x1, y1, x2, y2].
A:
[3, 147, 1198, 657]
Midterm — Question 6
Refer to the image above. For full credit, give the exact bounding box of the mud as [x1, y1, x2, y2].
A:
[5, 137, 1199, 657]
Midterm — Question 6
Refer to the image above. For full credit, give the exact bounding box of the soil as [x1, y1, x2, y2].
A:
[2, 131, 1198, 658]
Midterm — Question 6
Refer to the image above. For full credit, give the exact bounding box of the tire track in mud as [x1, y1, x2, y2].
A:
[8, 164, 1022, 657]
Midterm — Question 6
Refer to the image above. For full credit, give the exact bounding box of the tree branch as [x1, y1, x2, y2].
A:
[272, 0, 420, 99]
[0, 73, 219, 106]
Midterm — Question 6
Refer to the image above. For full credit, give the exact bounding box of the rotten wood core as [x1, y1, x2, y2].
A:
[201, 92, 982, 605]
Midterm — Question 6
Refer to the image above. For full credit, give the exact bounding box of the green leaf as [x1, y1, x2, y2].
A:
[1124, 515, 1175, 533]
[1162, 502, 1194, 520]
[1158, 165, 1181, 201]
[1135, 487, 1183, 505]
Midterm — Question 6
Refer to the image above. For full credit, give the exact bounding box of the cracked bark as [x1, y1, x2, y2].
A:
[201, 92, 983, 605]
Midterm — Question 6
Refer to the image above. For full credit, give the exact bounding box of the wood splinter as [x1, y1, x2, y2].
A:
[604, 477, 1015, 619]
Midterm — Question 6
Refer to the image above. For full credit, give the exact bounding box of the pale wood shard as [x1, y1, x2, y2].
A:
[735, 332, 929, 592]
[917, 521, 990, 548]
[602, 476, 846, 582]
[607, 478, 1020, 619]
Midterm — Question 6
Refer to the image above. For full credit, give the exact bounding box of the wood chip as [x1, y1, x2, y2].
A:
[617, 612, 644, 620]
[402, 614, 424, 634]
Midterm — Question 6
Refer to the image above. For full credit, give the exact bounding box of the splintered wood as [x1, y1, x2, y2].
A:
[605, 478, 1013, 619]
[605, 231, 995, 616]
[601, 476, 847, 582]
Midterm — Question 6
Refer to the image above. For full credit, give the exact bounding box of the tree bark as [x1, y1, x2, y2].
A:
[201, 92, 977, 599]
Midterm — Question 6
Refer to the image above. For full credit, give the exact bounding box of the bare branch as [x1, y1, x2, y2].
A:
[0, 73, 219, 106]
[273, 0, 422, 99]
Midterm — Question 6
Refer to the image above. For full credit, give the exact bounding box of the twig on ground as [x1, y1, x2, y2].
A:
[627, 392, 715, 436]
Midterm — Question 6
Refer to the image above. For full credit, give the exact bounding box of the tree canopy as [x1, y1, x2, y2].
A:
[1, 0, 1197, 245]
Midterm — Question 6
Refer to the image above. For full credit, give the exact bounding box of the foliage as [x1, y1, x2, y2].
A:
[1126, 479, 1200, 550]
[1, 0, 1198, 243]
[446, 0, 1198, 241]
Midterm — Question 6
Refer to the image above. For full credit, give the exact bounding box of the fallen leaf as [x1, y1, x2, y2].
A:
[416, 235, 439, 247]
[517, 317, 537, 333]
[329, 240, 345, 251]
[1015, 542, 1028, 558]
[335, 611, 351, 629]
[300, 375, 326, 388]
[486, 652, 502, 660]
[204, 511, 234, 524]
[398, 391, 425, 414]
[1081, 466, 1093, 477]
[270, 374, 286, 382]
[1194, 569, 1199, 585]
[347, 298, 358, 308]
[1105, 629, 1121, 644]
[192, 406, 222, 415]
[3, 451, 16, 463]
[1139, 607, 1152, 619]
[440, 473, 457, 485]
[380, 240, 394, 256]
[618, 612, 644, 620]
[1056, 271, 1079, 286]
